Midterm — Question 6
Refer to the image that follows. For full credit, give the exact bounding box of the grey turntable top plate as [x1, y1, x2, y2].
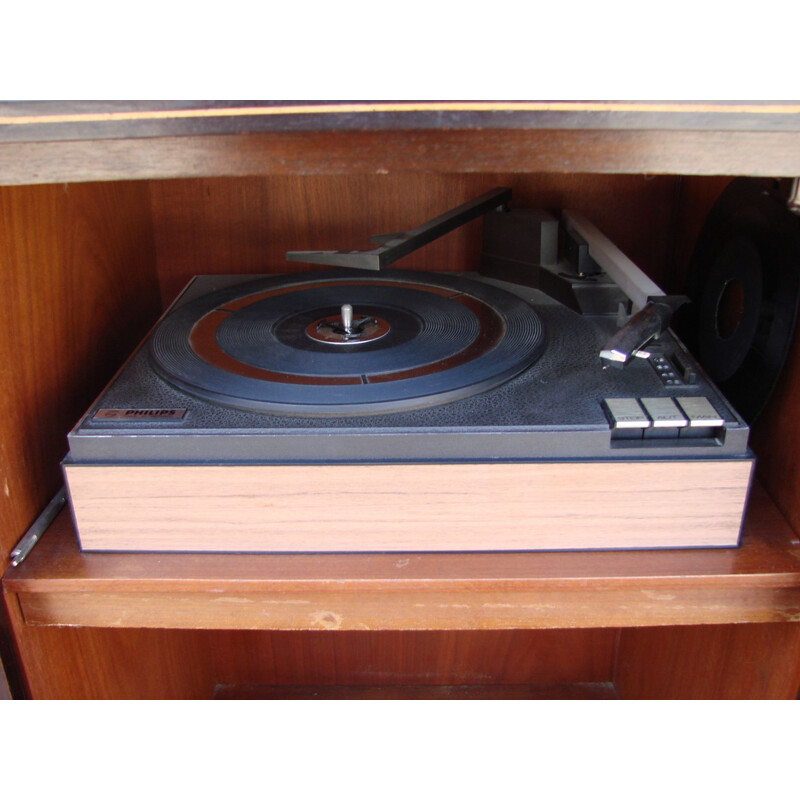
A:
[66, 271, 750, 464]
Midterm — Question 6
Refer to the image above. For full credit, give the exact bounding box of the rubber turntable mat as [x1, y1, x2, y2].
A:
[149, 269, 546, 414]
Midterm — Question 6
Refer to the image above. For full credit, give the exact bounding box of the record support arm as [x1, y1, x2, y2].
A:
[286, 187, 512, 271]
[562, 211, 688, 368]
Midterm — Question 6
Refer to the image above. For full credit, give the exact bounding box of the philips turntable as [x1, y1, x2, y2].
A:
[63, 188, 753, 553]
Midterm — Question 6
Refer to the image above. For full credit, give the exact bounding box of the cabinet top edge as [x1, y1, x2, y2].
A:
[3, 100, 800, 143]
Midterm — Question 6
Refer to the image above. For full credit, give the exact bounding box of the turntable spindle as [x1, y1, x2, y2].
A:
[305, 300, 390, 346]
[341, 303, 354, 333]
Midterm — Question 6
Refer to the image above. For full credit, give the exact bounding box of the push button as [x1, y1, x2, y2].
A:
[604, 398, 650, 440]
[675, 396, 724, 439]
[640, 397, 687, 439]
[640, 397, 688, 428]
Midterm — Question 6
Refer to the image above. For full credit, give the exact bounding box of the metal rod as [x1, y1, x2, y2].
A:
[562, 210, 664, 313]
[788, 178, 800, 215]
[341, 304, 354, 333]
[9, 487, 67, 567]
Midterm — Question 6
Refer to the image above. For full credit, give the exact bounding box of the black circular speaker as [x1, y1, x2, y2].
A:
[676, 179, 800, 422]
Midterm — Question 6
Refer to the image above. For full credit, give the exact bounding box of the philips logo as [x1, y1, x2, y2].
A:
[94, 408, 187, 420]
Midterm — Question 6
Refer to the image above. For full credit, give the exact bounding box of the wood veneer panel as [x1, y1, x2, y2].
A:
[3, 595, 214, 699]
[63, 461, 753, 554]
[149, 173, 681, 303]
[19, 584, 800, 631]
[0, 182, 160, 561]
[3, 130, 800, 187]
[210, 629, 617, 688]
[668, 175, 732, 293]
[615, 622, 800, 699]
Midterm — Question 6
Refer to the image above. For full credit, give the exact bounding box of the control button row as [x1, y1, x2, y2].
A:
[604, 396, 724, 431]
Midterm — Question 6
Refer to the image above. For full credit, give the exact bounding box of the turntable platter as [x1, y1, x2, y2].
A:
[149, 269, 546, 414]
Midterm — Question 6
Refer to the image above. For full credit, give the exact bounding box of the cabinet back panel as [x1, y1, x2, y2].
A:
[616, 623, 800, 699]
[150, 173, 682, 305]
[210, 629, 618, 689]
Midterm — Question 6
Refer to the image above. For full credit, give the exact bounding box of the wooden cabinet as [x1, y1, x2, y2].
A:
[2, 102, 800, 699]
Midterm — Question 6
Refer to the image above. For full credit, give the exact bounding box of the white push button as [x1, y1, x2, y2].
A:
[675, 396, 724, 427]
[640, 397, 688, 428]
[604, 398, 650, 429]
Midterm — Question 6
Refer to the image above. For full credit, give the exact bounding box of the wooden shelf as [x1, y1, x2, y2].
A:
[5, 482, 799, 632]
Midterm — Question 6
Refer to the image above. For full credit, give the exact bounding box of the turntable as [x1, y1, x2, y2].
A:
[63, 189, 753, 553]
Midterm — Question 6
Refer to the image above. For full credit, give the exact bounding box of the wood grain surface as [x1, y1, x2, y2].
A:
[616, 622, 800, 699]
[209, 628, 617, 687]
[3, 593, 215, 699]
[5, 587, 618, 697]
[64, 460, 753, 554]
[0, 182, 161, 562]
[667, 176, 733, 291]
[19, 583, 800, 631]
[4, 130, 800, 187]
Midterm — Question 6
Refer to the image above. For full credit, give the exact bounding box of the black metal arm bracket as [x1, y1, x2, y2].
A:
[286, 187, 512, 271]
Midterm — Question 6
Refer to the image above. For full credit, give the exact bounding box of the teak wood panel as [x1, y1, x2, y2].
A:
[64, 460, 753, 554]
[20, 584, 800, 632]
[3, 593, 215, 700]
[4, 583, 618, 697]
[616, 622, 800, 699]
[0, 182, 161, 561]
[209, 629, 618, 688]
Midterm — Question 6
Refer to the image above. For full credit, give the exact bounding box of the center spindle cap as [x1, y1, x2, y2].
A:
[306, 303, 391, 345]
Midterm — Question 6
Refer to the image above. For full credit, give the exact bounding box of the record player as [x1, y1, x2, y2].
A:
[63, 188, 753, 553]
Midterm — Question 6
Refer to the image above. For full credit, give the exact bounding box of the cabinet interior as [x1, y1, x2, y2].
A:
[2, 169, 799, 699]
